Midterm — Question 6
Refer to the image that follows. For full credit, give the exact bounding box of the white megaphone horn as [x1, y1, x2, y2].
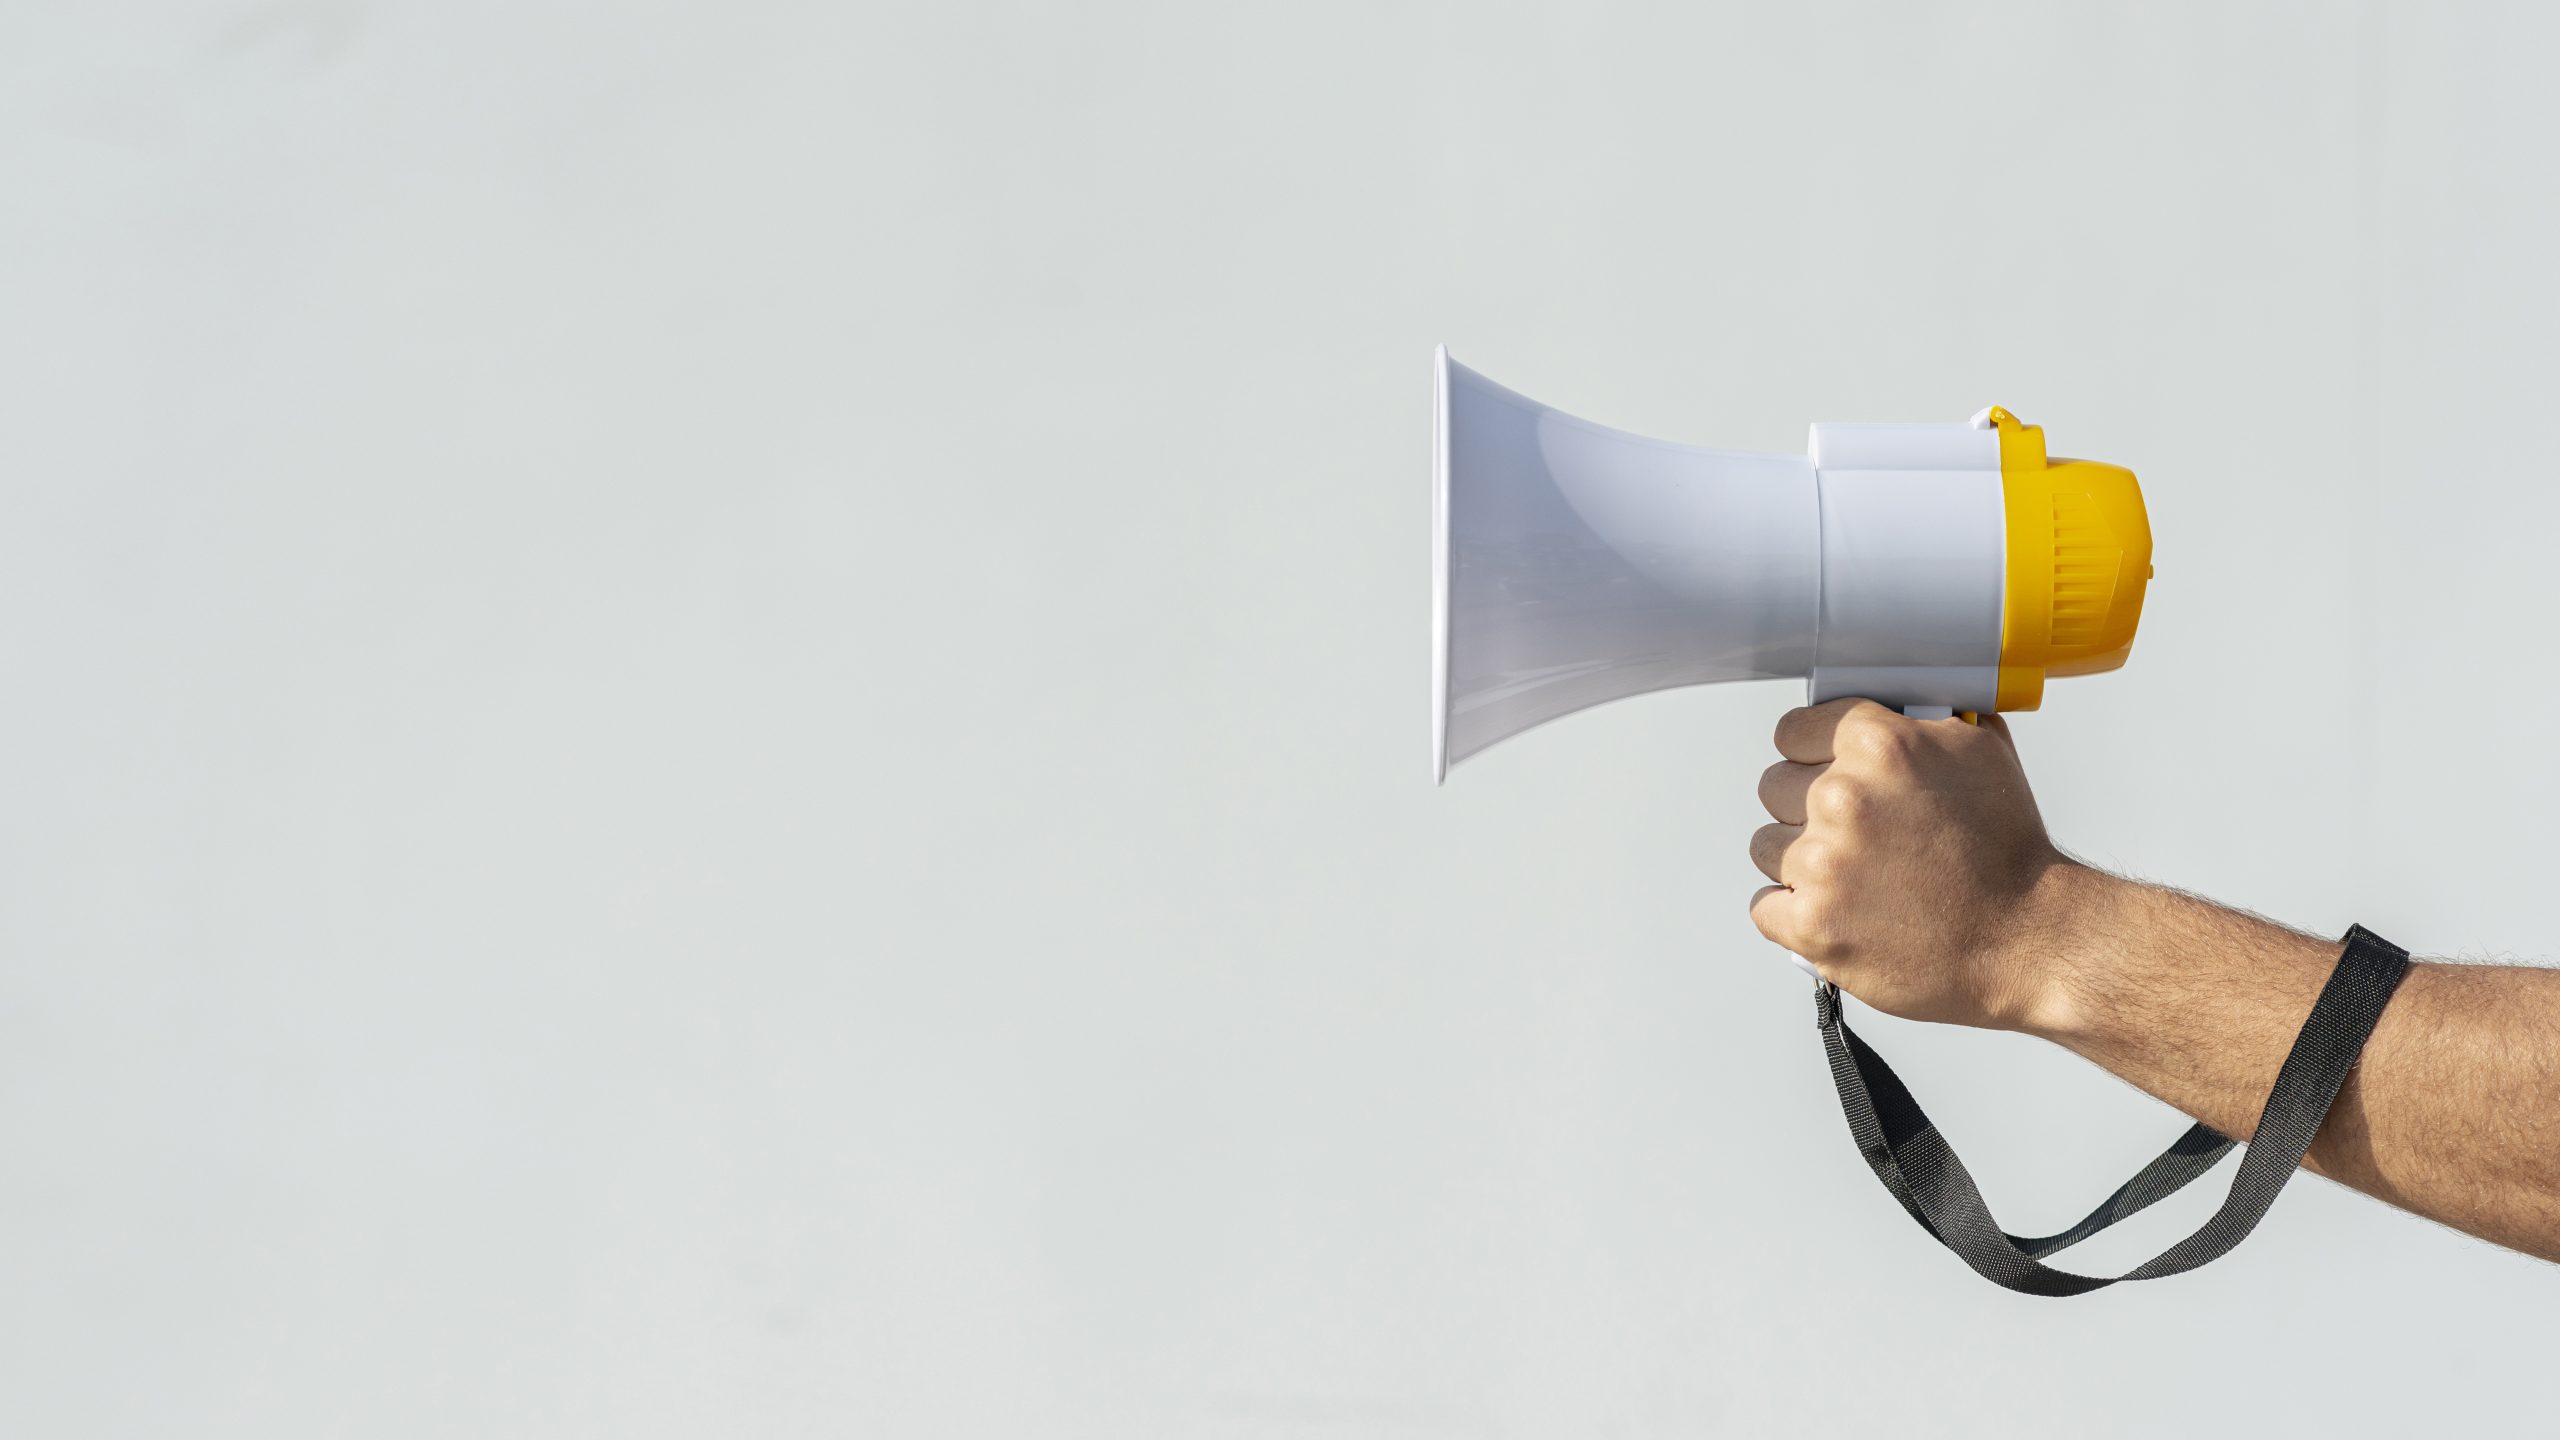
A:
[1431, 347, 2152, 780]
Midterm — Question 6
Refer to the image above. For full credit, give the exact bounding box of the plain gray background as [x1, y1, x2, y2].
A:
[5, 1, 2555, 1435]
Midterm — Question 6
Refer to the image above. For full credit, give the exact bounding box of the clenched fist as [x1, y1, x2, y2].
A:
[1748, 698, 2093, 1032]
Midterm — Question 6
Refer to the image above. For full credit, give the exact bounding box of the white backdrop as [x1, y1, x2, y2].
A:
[5, 3, 2555, 1436]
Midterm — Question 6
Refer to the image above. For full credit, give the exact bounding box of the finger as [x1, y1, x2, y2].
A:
[1749, 883, 1802, 952]
[1774, 697, 1893, 765]
[1750, 821, 1802, 882]
[1756, 760, 1826, 825]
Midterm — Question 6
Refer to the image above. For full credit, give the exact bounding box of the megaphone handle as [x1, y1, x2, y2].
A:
[1809, 926, 2412, 1295]
[1898, 705, 1982, 724]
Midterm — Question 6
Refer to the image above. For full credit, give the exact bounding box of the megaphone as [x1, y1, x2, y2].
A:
[1431, 347, 2151, 779]
[1431, 348, 2241, 1298]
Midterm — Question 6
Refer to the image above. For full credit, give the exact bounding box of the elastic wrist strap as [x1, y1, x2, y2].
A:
[1814, 924, 2411, 1296]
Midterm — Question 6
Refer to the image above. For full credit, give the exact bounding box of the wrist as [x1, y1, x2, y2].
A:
[2004, 865, 2339, 1068]
[1993, 860, 2143, 1042]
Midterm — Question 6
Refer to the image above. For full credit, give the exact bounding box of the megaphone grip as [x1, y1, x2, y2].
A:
[1812, 925, 2411, 1296]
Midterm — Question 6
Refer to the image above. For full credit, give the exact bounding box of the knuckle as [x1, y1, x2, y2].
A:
[1790, 840, 1840, 885]
[1830, 708, 1877, 747]
[1846, 722, 1912, 769]
[1809, 774, 1869, 824]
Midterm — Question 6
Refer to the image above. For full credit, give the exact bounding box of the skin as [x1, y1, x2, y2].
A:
[1749, 698, 2560, 1263]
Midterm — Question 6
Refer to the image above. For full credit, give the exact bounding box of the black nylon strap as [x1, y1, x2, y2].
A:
[1815, 925, 2412, 1296]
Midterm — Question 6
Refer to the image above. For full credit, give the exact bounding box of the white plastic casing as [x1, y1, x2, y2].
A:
[1433, 348, 2009, 780]
[1804, 422, 2005, 714]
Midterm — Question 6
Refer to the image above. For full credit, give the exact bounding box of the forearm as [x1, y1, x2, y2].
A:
[2020, 864, 2560, 1261]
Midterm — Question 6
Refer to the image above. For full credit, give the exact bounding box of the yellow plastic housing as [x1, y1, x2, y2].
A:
[1986, 408, 2153, 711]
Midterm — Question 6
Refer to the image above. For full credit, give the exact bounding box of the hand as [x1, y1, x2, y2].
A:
[1747, 698, 2087, 1031]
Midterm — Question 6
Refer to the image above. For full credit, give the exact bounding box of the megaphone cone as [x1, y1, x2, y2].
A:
[1434, 348, 1820, 780]
[1432, 348, 2153, 780]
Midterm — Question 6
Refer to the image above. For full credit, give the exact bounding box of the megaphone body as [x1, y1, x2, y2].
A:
[1433, 348, 2151, 779]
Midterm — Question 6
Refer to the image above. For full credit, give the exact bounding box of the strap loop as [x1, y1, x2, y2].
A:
[1814, 925, 2411, 1296]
